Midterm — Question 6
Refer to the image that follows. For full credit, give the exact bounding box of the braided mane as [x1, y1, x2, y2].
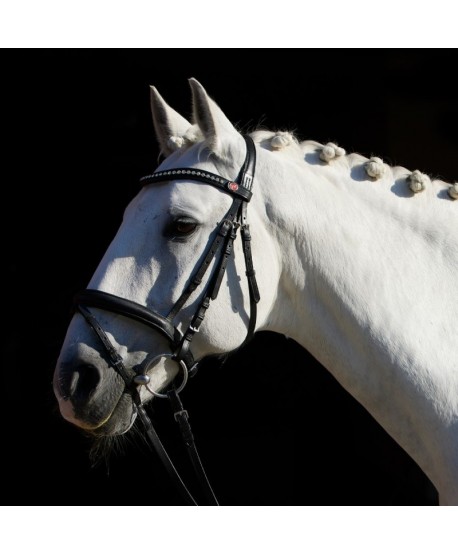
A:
[249, 129, 457, 201]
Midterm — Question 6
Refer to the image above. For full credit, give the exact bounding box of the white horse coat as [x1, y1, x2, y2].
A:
[54, 80, 458, 505]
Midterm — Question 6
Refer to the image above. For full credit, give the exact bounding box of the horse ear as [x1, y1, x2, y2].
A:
[150, 86, 192, 156]
[189, 78, 242, 157]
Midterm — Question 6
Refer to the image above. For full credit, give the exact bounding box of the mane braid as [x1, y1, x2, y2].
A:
[247, 130, 456, 201]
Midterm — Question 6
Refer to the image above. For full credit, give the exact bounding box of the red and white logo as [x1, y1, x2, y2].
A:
[228, 182, 239, 192]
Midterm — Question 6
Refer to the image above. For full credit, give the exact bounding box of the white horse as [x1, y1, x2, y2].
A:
[54, 79, 458, 505]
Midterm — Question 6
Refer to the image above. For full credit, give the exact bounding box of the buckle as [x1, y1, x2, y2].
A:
[174, 409, 189, 422]
[188, 362, 199, 378]
[218, 219, 232, 236]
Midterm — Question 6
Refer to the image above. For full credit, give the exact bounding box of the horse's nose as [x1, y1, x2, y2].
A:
[58, 363, 102, 406]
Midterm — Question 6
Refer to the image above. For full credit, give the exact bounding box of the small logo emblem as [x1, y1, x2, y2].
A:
[228, 182, 239, 192]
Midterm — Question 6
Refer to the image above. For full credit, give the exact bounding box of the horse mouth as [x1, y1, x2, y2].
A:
[55, 371, 138, 436]
[89, 393, 138, 436]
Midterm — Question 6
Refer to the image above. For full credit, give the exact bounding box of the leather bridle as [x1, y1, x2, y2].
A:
[74, 135, 260, 505]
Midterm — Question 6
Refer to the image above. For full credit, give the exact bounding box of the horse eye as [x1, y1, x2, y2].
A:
[171, 218, 198, 237]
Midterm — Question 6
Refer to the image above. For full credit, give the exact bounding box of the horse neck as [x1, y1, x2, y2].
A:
[259, 149, 456, 352]
[256, 148, 458, 503]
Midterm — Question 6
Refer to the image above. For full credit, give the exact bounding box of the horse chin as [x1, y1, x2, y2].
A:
[90, 393, 137, 436]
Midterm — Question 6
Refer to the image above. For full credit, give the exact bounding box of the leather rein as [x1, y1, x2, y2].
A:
[74, 136, 260, 505]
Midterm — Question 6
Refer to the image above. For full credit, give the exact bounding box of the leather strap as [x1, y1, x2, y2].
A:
[237, 135, 256, 192]
[74, 289, 196, 372]
[135, 404, 202, 506]
[140, 168, 252, 201]
[77, 304, 138, 394]
[75, 290, 179, 343]
[210, 221, 237, 300]
[167, 214, 236, 321]
[167, 388, 219, 505]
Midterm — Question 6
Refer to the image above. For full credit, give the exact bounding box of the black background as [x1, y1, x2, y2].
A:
[6, 50, 456, 506]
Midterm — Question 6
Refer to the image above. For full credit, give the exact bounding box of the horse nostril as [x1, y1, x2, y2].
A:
[68, 364, 101, 404]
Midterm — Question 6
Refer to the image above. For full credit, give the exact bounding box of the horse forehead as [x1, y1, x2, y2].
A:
[169, 181, 228, 214]
[134, 180, 228, 219]
[158, 143, 214, 171]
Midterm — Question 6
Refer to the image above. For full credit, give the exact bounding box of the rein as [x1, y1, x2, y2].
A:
[74, 136, 259, 505]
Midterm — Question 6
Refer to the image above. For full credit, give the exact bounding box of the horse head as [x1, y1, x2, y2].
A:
[53, 80, 279, 435]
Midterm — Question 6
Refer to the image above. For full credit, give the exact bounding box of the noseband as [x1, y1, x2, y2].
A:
[74, 135, 259, 505]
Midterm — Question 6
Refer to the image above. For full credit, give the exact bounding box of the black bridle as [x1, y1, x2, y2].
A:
[74, 135, 260, 505]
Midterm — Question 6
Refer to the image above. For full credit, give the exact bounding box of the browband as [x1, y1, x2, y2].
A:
[139, 135, 256, 201]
